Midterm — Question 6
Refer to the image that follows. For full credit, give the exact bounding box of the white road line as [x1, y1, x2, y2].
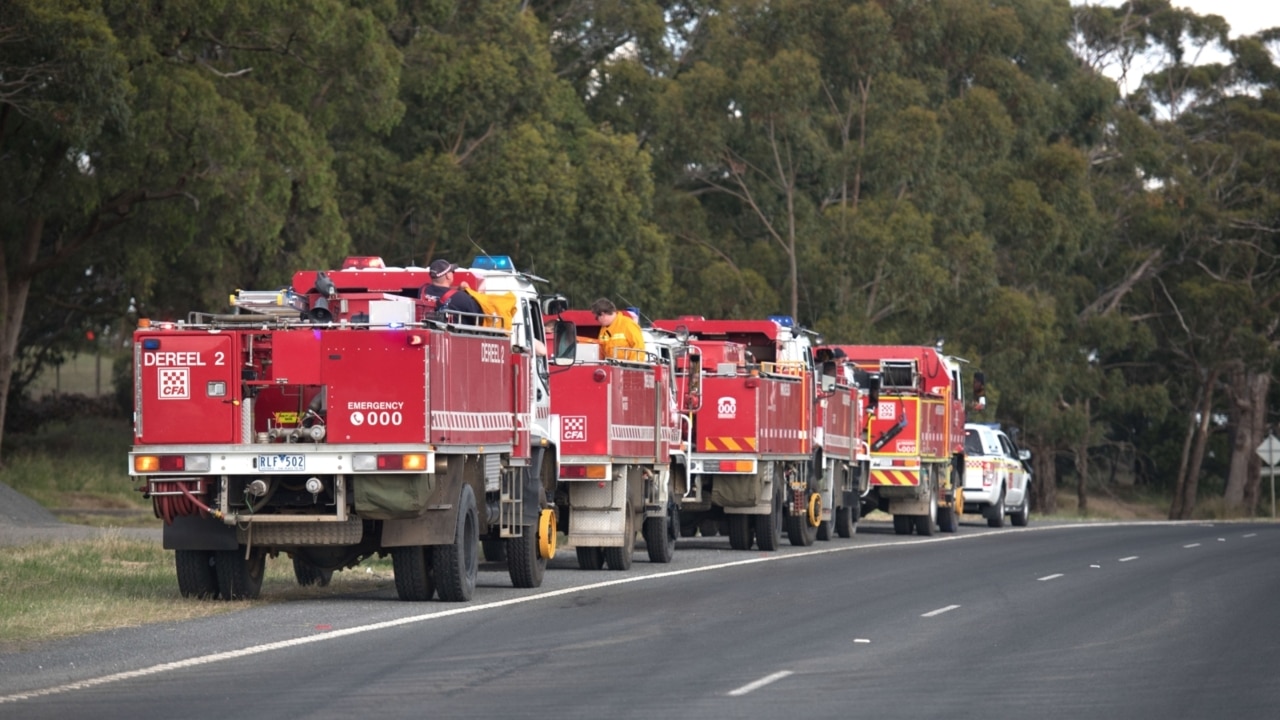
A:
[854, 638, 871, 644]
[1183, 543, 1201, 548]
[728, 670, 793, 697]
[1038, 573, 1064, 581]
[1119, 556, 1139, 562]
[921, 604, 960, 617]
[1244, 533, 1257, 538]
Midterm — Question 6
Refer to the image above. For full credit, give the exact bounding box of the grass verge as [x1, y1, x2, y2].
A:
[0, 534, 396, 651]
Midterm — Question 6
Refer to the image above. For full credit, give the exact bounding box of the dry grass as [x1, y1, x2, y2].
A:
[0, 534, 396, 651]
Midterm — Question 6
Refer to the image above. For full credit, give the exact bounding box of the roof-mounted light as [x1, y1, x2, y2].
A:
[341, 256, 386, 269]
[767, 315, 795, 327]
[470, 255, 515, 271]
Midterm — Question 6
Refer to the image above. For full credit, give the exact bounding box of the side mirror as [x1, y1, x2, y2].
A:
[820, 375, 836, 393]
[553, 320, 577, 366]
[542, 294, 569, 317]
[1019, 449, 1031, 462]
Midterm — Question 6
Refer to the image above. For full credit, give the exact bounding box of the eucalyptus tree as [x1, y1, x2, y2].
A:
[0, 0, 404, 458]
[350, 1, 670, 313]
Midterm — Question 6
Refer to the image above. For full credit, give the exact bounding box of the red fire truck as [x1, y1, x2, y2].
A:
[813, 347, 874, 538]
[828, 344, 982, 535]
[652, 316, 823, 550]
[546, 310, 683, 569]
[128, 255, 575, 602]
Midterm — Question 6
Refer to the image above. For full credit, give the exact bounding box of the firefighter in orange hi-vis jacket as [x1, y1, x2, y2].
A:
[590, 298, 646, 361]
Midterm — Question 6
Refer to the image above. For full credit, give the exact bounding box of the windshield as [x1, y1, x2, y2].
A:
[964, 429, 985, 456]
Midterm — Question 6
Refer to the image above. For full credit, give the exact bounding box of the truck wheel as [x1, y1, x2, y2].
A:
[816, 519, 833, 541]
[508, 522, 547, 589]
[175, 550, 219, 599]
[893, 514, 912, 535]
[604, 502, 635, 571]
[482, 538, 507, 562]
[755, 485, 784, 551]
[835, 506, 857, 538]
[786, 493, 818, 547]
[215, 547, 265, 601]
[644, 513, 675, 564]
[391, 546, 435, 601]
[914, 513, 935, 536]
[576, 546, 605, 570]
[937, 505, 958, 533]
[1010, 494, 1030, 527]
[434, 484, 479, 601]
[292, 557, 334, 587]
[698, 518, 720, 537]
[728, 514, 754, 550]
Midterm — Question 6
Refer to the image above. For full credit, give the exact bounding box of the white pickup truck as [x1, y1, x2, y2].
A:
[962, 423, 1031, 527]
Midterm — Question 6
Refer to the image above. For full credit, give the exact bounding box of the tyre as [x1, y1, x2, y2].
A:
[728, 514, 754, 550]
[175, 549, 219, 599]
[987, 490, 1006, 528]
[786, 492, 818, 547]
[937, 505, 958, 533]
[816, 519, 833, 541]
[914, 513, 935, 536]
[893, 514, 912, 535]
[755, 485, 784, 551]
[482, 538, 507, 562]
[391, 546, 435, 601]
[215, 547, 265, 601]
[1010, 493, 1030, 527]
[576, 546, 605, 570]
[603, 502, 635, 571]
[292, 557, 334, 587]
[507, 522, 547, 589]
[644, 513, 676, 564]
[835, 506, 857, 538]
[434, 484, 479, 601]
[698, 518, 720, 537]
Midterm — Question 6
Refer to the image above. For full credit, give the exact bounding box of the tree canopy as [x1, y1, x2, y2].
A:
[4, 0, 1279, 519]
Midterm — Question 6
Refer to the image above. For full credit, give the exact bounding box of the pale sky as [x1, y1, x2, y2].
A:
[1079, 1, 1280, 38]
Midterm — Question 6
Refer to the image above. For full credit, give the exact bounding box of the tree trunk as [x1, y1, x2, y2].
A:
[0, 214, 45, 463]
[1076, 399, 1090, 514]
[1031, 442, 1056, 514]
[1224, 366, 1268, 515]
[1174, 372, 1218, 520]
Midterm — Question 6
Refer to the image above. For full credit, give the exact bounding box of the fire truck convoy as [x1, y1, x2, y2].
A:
[129, 255, 993, 602]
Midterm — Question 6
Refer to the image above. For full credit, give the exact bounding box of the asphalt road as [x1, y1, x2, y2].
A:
[2, 520, 1278, 719]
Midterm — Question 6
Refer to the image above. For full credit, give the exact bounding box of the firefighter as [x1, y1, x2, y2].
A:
[422, 259, 482, 323]
[590, 297, 645, 361]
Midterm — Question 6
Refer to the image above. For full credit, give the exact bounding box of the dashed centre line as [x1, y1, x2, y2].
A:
[1119, 556, 1139, 562]
[728, 670, 793, 697]
[921, 604, 960, 617]
[1038, 573, 1064, 581]
[1184, 543, 1201, 548]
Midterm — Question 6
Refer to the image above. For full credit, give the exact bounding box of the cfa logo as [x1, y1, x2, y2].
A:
[717, 396, 736, 419]
[480, 343, 503, 364]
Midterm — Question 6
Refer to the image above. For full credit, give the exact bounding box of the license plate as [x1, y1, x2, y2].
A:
[257, 454, 305, 472]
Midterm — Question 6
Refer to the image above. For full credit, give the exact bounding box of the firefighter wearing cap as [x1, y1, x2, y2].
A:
[422, 259, 482, 323]
[590, 298, 645, 361]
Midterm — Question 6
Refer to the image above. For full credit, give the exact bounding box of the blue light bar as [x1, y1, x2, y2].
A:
[142, 338, 161, 350]
[767, 315, 795, 328]
[470, 255, 515, 271]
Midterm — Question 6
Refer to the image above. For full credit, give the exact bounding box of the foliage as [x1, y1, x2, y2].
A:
[3, 1, 1280, 516]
